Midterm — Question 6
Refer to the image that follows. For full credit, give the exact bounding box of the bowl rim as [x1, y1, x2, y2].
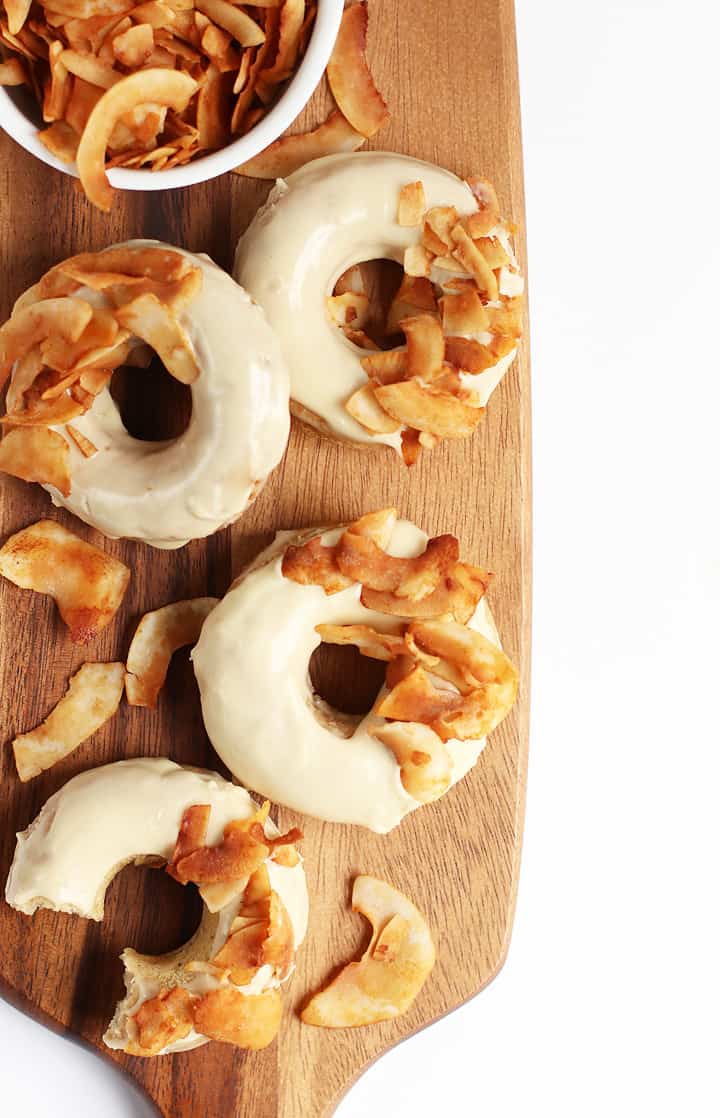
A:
[0, 0, 343, 191]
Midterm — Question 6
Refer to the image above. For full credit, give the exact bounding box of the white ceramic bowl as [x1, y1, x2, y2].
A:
[0, 0, 342, 192]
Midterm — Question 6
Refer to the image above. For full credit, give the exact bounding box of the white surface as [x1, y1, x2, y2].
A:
[2, 0, 719, 1113]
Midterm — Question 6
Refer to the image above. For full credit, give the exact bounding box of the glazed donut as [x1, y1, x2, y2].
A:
[193, 508, 518, 833]
[234, 152, 524, 461]
[5, 758, 307, 1056]
[0, 241, 290, 548]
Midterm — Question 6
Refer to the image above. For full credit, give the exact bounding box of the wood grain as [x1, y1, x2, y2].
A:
[0, 1, 531, 1115]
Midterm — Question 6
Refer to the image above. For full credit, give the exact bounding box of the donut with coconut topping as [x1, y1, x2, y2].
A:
[0, 241, 290, 548]
[192, 508, 518, 833]
[234, 152, 524, 464]
[5, 757, 307, 1057]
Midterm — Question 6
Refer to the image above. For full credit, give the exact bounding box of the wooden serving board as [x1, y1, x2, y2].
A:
[0, 1, 530, 1114]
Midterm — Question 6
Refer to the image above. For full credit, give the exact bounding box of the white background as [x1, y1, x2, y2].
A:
[2, 1, 719, 1114]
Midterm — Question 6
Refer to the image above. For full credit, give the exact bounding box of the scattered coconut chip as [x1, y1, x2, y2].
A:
[439, 290, 489, 335]
[234, 108, 365, 179]
[449, 224, 499, 300]
[0, 296, 93, 386]
[301, 876, 435, 1027]
[372, 721, 451, 803]
[65, 424, 98, 458]
[326, 291, 370, 330]
[0, 519, 130, 643]
[112, 23, 154, 67]
[315, 623, 406, 662]
[169, 804, 212, 866]
[281, 534, 353, 595]
[336, 531, 459, 601]
[195, 0, 264, 46]
[400, 313, 445, 380]
[326, 1, 389, 139]
[385, 275, 436, 336]
[0, 427, 72, 495]
[444, 336, 499, 374]
[125, 596, 218, 707]
[345, 383, 401, 434]
[37, 121, 80, 163]
[4, 0, 32, 36]
[11, 661, 124, 782]
[397, 181, 426, 227]
[360, 560, 492, 624]
[114, 291, 199, 383]
[403, 243, 431, 278]
[213, 866, 294, 984]
[360, 347, 407, 385]
[465, 176, 500, 236]
[193, 987, 283, 1049]
[130, 987, 195, 1056]
[348, 507, 397, 548]
[373, 379, 485, 439]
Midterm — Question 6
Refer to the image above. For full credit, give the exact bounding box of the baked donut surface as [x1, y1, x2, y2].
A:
[193, 510, 518, 833]
[234, 152, 523, 457]
[5, 757, 307, 1056]
[3, 241, 290, 548]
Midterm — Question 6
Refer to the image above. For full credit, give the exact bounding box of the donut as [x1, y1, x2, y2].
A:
[5, 758, 308, 1056]
[0, 241, 290, 548]
[193, 508, 519, 833]
[234, 152, 524, 463]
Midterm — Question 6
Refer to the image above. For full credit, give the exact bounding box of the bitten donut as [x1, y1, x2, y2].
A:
[193, 508, 518, 833]
[0, 241, 290, 548]
[5, 758, 308, 1056]
[234, 152, 524, 463]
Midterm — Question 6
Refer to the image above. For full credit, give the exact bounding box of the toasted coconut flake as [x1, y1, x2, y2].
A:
[125, 596, 218, 707]
[112, 22, 153, 67]
[0, 56, 26, 83]
[76, 69, 197, 211]
[343, 327, 379, 351]
[347, 507, 397, 547]
[65, 424, 98, 458]
[59, 48, 121, 88]
[486, 298, 524, 339]
[114, 292, 199, 384]
[235, 108, 365, 178]
[372, 721, 451, 803]
[12, 661, 124, 782]
[400, 313, 445, 380]
[449, 224, 499, 300]
[336, 531, 459, 601]
[407, 619, 514, 689]
[373, 379, 484, 439]
[326, 1, 389, 139]
[0, 427, 72, 495]
[471, 235, 509, 270]
[326, 291, 370, 329]
[376, 664, 460, 724]
[345, 383, 401, 434]
[193, 987, 283, 1049]
[403, 243, 431, 278]
[302, 876, 435, 1027]
[0, 519, 130, 643]
[282, 534, 353, 595]
[361, 561, 491, 624]
[439, 290, 489, 335]
[465, 176, 500, 236]
[316, 623, 405, 662]
[397, 180, 426, 227]
[213, 868, 294, 984]
[444, 335, 498, 374]
[385, 275, 436, 336]
[167, 802, 300, 887]
[400, 427, 422, 466]
[0, 296, 93, 386]
[196, 0, 264, 45]
[360, 347, 407, 384]
[168, 803, 211, 866]
[261, 0, 304, 80]
[131, 987, 195, 1056]
[38, 120, 80, 163]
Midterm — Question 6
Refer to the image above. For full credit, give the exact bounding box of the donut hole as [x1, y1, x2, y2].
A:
[110, 354, 192, 442]
[309, 641, 387, 727]
[333, 259, 406, 350]
[106, 860, 204, 956]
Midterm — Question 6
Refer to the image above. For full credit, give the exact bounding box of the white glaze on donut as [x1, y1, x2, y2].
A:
[4, 757, 308, 1055]
[192, 521, 501, 834]
[234, 152, 522, 450]
[21, 241, 291, 548]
